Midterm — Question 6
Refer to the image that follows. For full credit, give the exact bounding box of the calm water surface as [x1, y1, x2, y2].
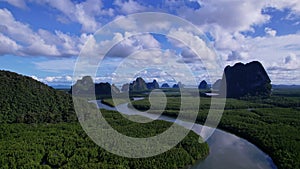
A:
[90, 99, 277, 169]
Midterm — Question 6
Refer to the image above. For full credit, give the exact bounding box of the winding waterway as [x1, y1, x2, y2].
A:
[90, 99, 277, 169]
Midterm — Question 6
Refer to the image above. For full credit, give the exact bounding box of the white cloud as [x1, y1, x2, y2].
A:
[268, 53, 300, 71]
[2, 0, 300, 85]
[268, 1, 300, 17]
[54, 31, 81, 56]
[0, 8, 90, 57]
[284, 53, 300, 70]
[0, 0, 27, 9]
[30, 75, 40, 81]
[114, 0, 147, 14]
[0, 8, 39, 44]
[44, 75, 73, 83]
[168, 28, 216, 62]
[177, 0, 270, 33]
[265, 27, 277, 37]
[227, 51, 249, 61]
[29, 75, 74, 85]
[0, 33, 21, 55]
[106, 33, 160, 58]
[245, 34, 300, 62]
[225, 33, 300, 84]
[32, 0, 106, 32]
[23, 40, 59, 56]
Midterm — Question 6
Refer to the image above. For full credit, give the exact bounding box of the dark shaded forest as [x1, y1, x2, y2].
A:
[131, 91, 300, 169]
[0, 110, 209, 169]
[0, 70, 76, 123]
[0, 70, 209, 168]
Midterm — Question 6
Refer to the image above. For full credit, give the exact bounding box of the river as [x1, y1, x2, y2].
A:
[90, 99, 277, 169]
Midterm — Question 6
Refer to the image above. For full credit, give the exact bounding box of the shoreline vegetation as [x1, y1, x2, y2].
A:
[0, 70, 210, 169]
[123, 89, 300, 169]
[1, 66, 299, 168]
[0, 110, 209, 169]
[101, 98, 131, 108]
[90, 74, 299, 169]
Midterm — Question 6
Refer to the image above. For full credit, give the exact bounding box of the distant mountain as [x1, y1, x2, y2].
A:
[198, 80, 208, 89]
[121, 83, 130, 92]
[212, 79, 222, 90]
[172, 82, 184, 89]
[161, 83, 170, 88]
[51, 85, 71, 89]
[272, 84, 300, 89]
[71, 76, 120, 96]
[146, 79, 159, 90]
[129, 77, 148, 92]
[220, 61, 272, 98]
[0, 70, 76, 123]
[129, 77, 160, 92]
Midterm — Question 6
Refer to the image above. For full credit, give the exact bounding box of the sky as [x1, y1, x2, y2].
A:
[0, 0, 300, 86]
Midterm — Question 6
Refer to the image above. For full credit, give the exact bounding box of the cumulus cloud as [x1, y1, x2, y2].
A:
[0, 0, 27, 9]
[0, 8, 61, 56]
[265, 27, 277, 37]
[168, 28, 216, 61]
[2, 0, 300, 85]
[227, 33, 300, 84]
[177, 0, 270, 32]
[106, 33, 160, 57]
[114, 0, 147, 14]
[0, 8, 90, 57]
[268, 1, 300, 17]
[284, 54, 300, 70]
[179, 48, 202, 63]
[227, 51, 249, 61]
[245, 34, 300, 62]
[0, 33, 21, 55]
[29, 75, 74, 85]
[31, 0, 108, 32]
[43, 75, 73, 85]
[268, 53, 300, 71]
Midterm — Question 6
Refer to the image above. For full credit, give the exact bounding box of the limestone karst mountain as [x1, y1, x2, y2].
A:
[219, 61, 272, 98]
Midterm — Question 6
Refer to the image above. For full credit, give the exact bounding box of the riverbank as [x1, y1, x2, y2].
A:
[0, 110, 209, 168]
[132, 97, 300, 169]
[128, 96, 299, 169]
[99, 99, 277, 169]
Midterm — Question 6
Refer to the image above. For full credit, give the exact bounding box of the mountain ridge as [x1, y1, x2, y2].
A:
[0, 70, 76, 123]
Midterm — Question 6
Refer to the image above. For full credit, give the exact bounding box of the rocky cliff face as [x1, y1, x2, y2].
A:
[129, 77, 148, 92]
[121, 83, 129, 92]
[72, 76, 120, 96]
[172, 82, 184, 88]
[198, 80, 208, 89]
[129, 78, 161, 91]
[161, 83, 170, 88]
[220, 61, 271, 98]
[146, 80, 159, 89]
[212, 79, 221, 90]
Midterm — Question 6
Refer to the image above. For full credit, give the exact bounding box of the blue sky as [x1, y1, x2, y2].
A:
[0, 0, 300, 86]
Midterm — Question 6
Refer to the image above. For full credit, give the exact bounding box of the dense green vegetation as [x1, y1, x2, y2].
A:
[131, 89, 300, 169]
[101, 99, 116, 107]
[0, 70, 76, 123]
[131, 97, 274, 111]
[101, 98, 131, 107]
[0, 110, 209, 169]
[1, 70, 299, 168]
[0, 70, 209, 169]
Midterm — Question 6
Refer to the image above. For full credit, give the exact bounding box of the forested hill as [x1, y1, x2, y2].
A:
[0, 70, 76, 123]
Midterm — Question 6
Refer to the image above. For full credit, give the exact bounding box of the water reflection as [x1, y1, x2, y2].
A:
[92, 100, 277, 169]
